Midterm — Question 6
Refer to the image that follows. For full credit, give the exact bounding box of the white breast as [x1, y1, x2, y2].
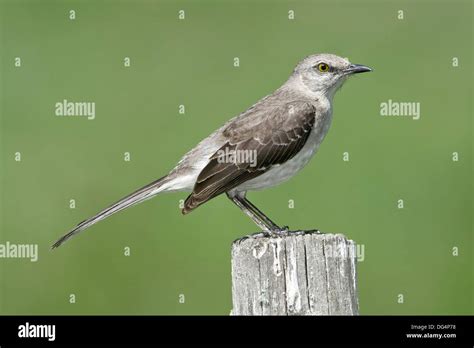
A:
[234, 106, 333, 193]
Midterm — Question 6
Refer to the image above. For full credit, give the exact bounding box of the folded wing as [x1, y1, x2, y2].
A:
[183, 101, 316, 213]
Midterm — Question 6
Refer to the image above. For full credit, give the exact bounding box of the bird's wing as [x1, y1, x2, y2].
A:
[182, 100, 316, 213]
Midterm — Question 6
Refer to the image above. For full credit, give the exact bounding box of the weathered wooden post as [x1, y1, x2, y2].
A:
[230, 231, 359, 315]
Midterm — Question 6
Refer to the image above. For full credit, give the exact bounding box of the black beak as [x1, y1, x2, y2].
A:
[344, 64, 372, 74]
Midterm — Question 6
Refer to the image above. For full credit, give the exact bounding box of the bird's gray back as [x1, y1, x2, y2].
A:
[169, 85, 312, 181]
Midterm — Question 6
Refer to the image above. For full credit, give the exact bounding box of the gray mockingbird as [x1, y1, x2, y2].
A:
[52, 53, 372, 248]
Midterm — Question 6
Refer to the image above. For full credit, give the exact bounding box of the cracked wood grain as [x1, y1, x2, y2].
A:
[230, 231, 359, 315]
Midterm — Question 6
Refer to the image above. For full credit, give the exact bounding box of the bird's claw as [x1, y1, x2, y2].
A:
[262, 225, 290, 238]
[241, 226, 320, 241]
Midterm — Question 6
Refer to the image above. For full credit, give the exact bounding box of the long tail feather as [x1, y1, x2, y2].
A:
[51, 175, 171, 249]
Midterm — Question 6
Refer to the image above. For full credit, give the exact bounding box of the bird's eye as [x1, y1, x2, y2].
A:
[317, 63, 330, 72]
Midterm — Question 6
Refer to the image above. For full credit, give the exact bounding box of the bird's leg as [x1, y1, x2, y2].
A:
[226, 192, 288, 237]
[240, 196, 281, 230]
[226, 192, 273, 233]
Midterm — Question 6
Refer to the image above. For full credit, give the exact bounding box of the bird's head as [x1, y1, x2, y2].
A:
[292, 53, 372, 98]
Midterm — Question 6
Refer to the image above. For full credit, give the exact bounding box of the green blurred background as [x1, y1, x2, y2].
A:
[0, 0, 472, 314]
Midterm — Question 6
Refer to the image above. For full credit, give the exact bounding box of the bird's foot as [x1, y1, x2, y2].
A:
[288, 229, 320, 236]
[262, 225, 290, 238]
[241, 227, 321, 241]
[265, 227, 323, 238]
[241, 228, 288, 240]
[240, 231, 268, 240]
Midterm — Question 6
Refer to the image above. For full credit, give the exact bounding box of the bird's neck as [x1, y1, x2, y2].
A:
[282, 74, 334, 105]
